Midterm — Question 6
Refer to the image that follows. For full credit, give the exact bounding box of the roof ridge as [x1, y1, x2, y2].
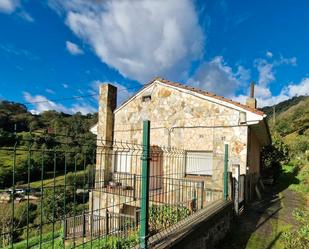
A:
[157, 78, 264, 116]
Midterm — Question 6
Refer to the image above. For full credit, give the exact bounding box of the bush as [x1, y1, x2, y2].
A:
[261, 134, 290, 180]
[149, 204, 190, 233]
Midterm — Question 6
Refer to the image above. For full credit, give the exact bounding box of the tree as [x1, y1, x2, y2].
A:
[261, 134, 290, 179]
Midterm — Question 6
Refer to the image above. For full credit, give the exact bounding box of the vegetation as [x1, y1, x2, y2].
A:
[282, 208, 309, 249]
[262, 95, 309, 156]
[0, 100, 97, 188]
[149, 204, 190, 233]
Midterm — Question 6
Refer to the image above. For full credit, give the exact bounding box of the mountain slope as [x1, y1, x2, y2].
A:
[261, 95, 309, 154]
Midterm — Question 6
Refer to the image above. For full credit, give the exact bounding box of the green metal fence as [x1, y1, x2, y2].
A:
[0, 121, 229, 248]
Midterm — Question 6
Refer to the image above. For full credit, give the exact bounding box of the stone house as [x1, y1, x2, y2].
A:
[89, 77, 271, 221]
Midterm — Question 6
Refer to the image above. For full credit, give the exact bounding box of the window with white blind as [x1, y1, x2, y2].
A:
[185, 151, 213, 175]
[114, 151, 131, 173]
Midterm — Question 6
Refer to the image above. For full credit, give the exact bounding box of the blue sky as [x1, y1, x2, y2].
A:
[0, 0, 308, 114]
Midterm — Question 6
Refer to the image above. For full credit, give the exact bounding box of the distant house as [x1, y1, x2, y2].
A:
[89, 77, 271, 223]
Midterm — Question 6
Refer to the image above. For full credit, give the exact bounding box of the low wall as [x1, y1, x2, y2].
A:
[149, 199, 233, 249]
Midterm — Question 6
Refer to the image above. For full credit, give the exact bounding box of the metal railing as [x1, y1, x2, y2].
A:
[0, 121, 229, 248]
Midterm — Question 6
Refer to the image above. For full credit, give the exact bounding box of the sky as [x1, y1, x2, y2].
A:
[0, 0, 309, 114]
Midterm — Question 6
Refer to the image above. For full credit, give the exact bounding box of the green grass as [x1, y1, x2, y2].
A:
[4, 230, 62, 249]
[245, 220, 291, 249]
[19, 170, 87, 188]
[287, 164, 309, 196]
[4, 230, 139, 249]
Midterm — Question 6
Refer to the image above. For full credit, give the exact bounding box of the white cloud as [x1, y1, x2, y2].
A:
[266, 51, 273, 58]
[45, 88, 55, 94]
[17, 11, 34, 22]
[0, 0, 34, 22]
[70, 103, 96, 114]
[254, 59, 275, 86]
[0, 0, 19, 14]
[23, 92, 96, 115]
[50, 0, 204, 82]
[23, 92, 69, 114]
[66, 41, 83, 55]
[190, 56, 250, 97]
[62, 83, 69, 88]
[233, 78, 309, 107]
[254, 55, 297, 86]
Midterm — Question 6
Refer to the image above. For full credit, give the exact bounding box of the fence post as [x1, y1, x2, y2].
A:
[200, 181, 204, 209]
[105, 209, 109, 235]
[140, 120, 150, 249]
[133, 174, 136, 200]
[83, 212, 86, 237]
[223, 144, 229, 200]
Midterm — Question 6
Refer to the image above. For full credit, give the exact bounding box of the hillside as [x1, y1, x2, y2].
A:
[0, 100, 98, 188]
[261, 96, 309, 154]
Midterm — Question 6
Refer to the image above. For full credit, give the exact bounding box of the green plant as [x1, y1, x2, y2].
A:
[149, 204, 190, 232]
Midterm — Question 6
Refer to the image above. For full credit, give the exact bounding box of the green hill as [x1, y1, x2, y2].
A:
[0, 100, 98, 188]
[261, 96, 309, 154]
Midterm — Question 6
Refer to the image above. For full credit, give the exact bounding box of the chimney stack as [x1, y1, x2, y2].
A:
[246, 81, 257, 108]
[97, 84, 117, 185]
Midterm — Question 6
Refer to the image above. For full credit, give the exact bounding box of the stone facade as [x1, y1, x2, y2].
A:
[90, 78, 270, 221]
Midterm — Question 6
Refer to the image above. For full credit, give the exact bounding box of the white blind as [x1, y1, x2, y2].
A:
[114, 151, 131, 173]
[185, 151, 213, 175]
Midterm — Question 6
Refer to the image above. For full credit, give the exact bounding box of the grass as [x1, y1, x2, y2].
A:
[245, 220, 291, 249]
[4, 229, 139, 249]
[287, 163, 309, 197]
[19, 170, 87, 188]
[3, 230, 62, 249]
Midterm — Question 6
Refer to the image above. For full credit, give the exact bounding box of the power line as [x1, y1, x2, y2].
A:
[18, 83, 148, 106]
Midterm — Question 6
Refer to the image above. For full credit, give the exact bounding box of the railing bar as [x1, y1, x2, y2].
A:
[51, 149, 56, 249]
[39, 149, 45, 249]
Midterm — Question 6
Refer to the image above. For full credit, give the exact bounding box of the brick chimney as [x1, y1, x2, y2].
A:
[246, 81, 257, 109]
[96, 84, 117, 186]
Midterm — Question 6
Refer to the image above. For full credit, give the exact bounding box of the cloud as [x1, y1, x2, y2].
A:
[233, 78, 309, 107]
[254, 59, 275, 86]
[17, 11, 34, 22]
[45, 88, 55, 94]
[254, 55, 297, 86]
[0, 0, 33, 22]
[23, 92, 96, 115]
[266, 51, 273, 58]
[50, 0, 204, 82]
[0, 43, 38, 60]
[62, 83, 69, 88]
[66, 41, 84, 55]
[189, 56, 250, 97]
[0, 0, 19, 14]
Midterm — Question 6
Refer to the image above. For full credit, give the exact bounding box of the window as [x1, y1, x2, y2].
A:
[142, 95, 151, 102]
[185, 151, 213, 176]
[114, 151, 131, 173]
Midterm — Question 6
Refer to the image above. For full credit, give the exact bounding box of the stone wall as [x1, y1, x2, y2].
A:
[113, 82, 249, 185]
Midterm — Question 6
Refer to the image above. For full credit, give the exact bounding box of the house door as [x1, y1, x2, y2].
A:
[149, 146, 163, 190]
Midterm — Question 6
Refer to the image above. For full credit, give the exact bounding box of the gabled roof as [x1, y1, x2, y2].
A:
[115, 77, 265, 117]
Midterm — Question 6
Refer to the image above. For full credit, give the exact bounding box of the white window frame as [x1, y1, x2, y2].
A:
[113, 150, 131, 173]
[185, 151, 213, 176]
